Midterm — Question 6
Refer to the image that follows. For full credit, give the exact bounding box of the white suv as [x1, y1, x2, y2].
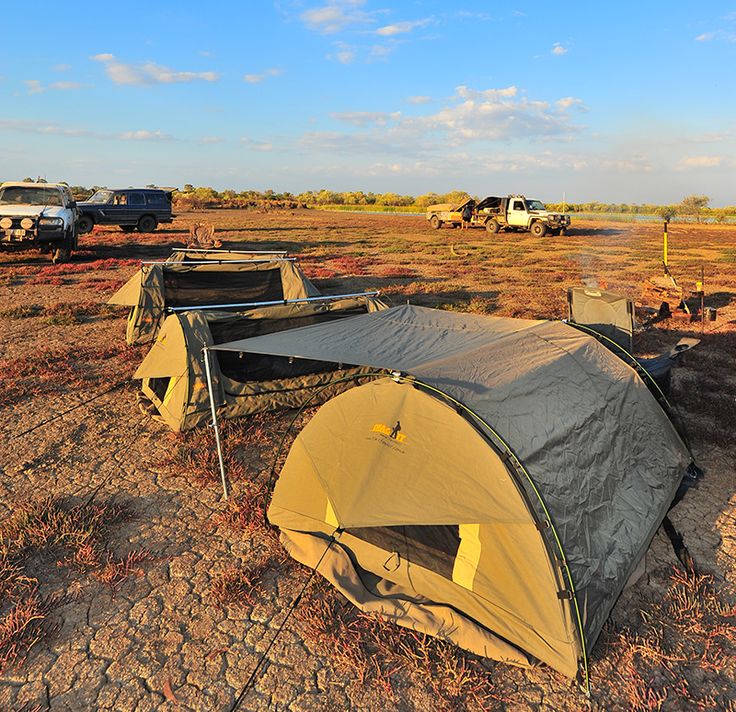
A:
[0, 182, 79, 263]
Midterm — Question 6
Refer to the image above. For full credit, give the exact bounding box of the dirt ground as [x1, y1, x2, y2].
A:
[0, 209, 734, 711]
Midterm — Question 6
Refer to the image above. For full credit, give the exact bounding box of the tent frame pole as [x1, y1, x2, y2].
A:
[169, 291, 380, 313]
[172, 248, 287, 256]
[203, 346, 229, 500]
[141, 258, 295, 266]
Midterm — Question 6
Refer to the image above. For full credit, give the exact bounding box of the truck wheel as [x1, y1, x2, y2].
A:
[531, 222, 547, 237]
[120, 225, 136, 233]
[429, 215, 441, 230]
[52, 246, 71, 264]
[485, 219, 500, 234]
[78, 215, 94, 234]
[138, 215, 157, 233]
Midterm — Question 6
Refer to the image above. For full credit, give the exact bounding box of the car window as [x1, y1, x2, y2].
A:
[513, 201, 524, 211]
[113, 193, 127, 205]
[146, 192, 164, 205]
[0, 186, 62, 206]
[88, 190, 113, 204]
[129, 192, 145, 206]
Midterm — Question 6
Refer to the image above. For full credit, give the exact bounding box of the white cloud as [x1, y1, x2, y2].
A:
[332, 111, 402, 126]
[678, 155, 723, 168]
[694, 19, 736, 44]
[199, 136, 223, 144]
[327, 41, 357, 64]
[369, 43, 395, 61]
[51, 81, 82, 90]
[375, 18, 433, 36]
[302, 85, 585, 159]
[25, 79, 82, 94]
[0, 118, 173, 142]
[91, 53, 219, 85]
[53, 64, 72, 72]
[456, 85, 518, 100]
[556, 96, 587, 110]
[24, 80, 44, 95]
[119, 130, 172, 141]
[405, 85, 580, 143]
[244, 68, 283, 83]
[366, 160, 440, 176]
[551, 43, 568, 56]
[301, 0, 375, 34]
[241, 138, 274, 152]
[407, 95, 432, 105]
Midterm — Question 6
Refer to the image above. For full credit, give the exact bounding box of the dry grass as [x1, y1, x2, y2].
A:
[0, 588, 62, 675]
[0, 343, 140, 407]
[597, 569, 736, 710]
[0, 301, 117, 325]
[209, 558, 273, 608]
[0, 496, 151, 674]
[27, 258, 139, 284]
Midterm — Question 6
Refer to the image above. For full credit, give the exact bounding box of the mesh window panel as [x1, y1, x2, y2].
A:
[149, 377, 170, 401]
[348, 525, 461, 580]
[163, 269, 284, 307]
[212, 308, 366, 382]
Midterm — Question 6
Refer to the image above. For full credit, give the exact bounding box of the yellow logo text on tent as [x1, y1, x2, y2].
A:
[371, 421, 407, 443]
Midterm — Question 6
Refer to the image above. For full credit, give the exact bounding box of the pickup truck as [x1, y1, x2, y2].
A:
[0, 182, 78, 263]
[427, 195, 570, 236]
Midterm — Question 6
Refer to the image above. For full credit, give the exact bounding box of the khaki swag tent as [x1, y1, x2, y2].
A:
[212, 305, 695, 687]
[166, 248, 288, 263]
[109, 257, 319, 345]
[135, 294, 388, 432]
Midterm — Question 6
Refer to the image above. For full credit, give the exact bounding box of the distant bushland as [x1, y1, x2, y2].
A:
[23, 181, 731, 221]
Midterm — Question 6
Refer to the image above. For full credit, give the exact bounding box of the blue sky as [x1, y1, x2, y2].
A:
[0, 1, 734, 203]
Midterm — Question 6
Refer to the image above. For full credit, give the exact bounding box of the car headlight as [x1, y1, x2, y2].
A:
[0, 217, 11, 229]
[21, 217, 35, 229]
[38, 217, 64, 228]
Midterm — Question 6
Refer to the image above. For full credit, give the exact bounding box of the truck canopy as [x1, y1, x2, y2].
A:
[475, 196, 504, 211]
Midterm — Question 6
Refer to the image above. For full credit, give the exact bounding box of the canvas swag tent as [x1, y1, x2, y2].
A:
[209, 305, 697, 688]
[109, 257, 319, 345]
[135, 294, 388, 432]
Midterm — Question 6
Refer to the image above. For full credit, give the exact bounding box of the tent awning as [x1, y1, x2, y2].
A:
[209, 304, 545, 373]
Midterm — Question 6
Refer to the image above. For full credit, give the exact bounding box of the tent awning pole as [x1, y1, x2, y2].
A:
[203, 346, 229, 500]
[172, 248, 287, 256]
[142, 258, 295, 266]
[169, 291, 380, 314]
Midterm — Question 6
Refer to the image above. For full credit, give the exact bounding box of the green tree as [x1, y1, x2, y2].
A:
[656, 205, 677, 221]
[679, 194, 710, 223]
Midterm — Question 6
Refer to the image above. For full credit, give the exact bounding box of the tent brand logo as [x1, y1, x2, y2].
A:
[371, 421, 407, 443]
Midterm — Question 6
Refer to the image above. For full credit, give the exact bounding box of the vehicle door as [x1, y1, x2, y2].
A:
[62, 187, 78, 224]
[101, 191, 129, 224]
[507, 199, 529, 227]
[127, 191, 146, 223]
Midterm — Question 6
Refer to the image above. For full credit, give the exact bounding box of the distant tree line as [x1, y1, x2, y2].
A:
[12, 180, 733, 222]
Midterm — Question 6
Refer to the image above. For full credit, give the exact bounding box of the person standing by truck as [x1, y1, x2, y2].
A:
[461, 201, 473, 230]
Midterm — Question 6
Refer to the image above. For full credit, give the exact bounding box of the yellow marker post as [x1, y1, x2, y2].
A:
[663, 220, 669, 269]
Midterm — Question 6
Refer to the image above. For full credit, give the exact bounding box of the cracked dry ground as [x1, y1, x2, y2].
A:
[0, 210, 735, 711]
